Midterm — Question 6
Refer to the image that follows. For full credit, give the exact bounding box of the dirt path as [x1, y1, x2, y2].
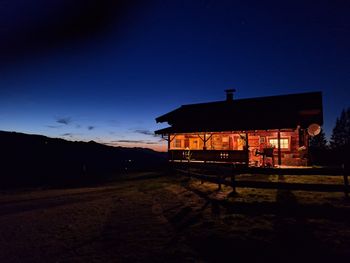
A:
[0, 172, 350, 262]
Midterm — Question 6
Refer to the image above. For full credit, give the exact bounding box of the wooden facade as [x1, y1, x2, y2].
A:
[166, 129, 307, 166]
[155, 91, 323, 167]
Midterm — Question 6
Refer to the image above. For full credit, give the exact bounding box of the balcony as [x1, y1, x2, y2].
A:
[169, 149, 247, 164]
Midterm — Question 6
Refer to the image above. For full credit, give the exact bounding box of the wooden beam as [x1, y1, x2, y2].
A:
[169, 135, 175, 142]
[167, 134, 176, 162]
[198, 133, 212, 150]
[176, 169, 347, 193]
[167, 134, 171, 150]
[167, 134, 171, 162]
[197, 134, 204, 142]
[245, 132, 249, 166]
[277, 130, 282, 166]
[163, 134, 175, 142]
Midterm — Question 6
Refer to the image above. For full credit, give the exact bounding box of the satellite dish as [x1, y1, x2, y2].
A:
[307, 123, 321, 136]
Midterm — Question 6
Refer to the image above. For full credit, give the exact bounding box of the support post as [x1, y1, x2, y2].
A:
[343, 164, 349, 199]
[277, 130, 282, 167]
[167, 134, 171, 162]
[167, 134, 176, 163]
[245, 132, 249, 167]
[203, 133, 207, 165]
[306, 132, 310, 166]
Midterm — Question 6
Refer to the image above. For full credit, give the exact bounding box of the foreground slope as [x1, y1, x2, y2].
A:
[0, 172, 350, 262]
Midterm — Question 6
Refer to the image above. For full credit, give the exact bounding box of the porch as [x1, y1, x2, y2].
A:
[166, 129, 308, 167]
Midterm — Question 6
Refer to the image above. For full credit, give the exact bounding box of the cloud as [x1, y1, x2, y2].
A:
[144, 141, 159, 145]
[61, 133, 73, 137]
[111, 139, 159, 145]
[46, 125, 61, 128]
[133, 129, 155, 136]
[56, 117, 72, 125]
[60, 132, 82, 139]
[88, 125, 95, 130]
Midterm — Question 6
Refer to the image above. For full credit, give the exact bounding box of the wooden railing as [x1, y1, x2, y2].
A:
[174, 164, 350, 198]
[169, 149, 247, 163]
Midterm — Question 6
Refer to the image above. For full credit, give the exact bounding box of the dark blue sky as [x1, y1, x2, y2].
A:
[0, 0, 349, 150]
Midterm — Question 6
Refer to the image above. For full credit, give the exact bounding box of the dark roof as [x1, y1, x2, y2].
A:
[155, 91, 323, 134]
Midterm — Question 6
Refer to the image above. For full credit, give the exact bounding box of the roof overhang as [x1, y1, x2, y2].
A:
[155, 91, 323, 135]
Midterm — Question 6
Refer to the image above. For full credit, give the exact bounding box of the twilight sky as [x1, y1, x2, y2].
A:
[0, 0, 349, 151]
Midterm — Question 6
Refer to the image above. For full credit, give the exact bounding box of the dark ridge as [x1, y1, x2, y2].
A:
[0, 130, 166, 188]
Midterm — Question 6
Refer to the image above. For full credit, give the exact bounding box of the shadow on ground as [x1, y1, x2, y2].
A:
[171, 174, 350, 262]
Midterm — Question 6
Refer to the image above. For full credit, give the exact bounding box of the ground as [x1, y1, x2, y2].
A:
[0, 171, 350, 262]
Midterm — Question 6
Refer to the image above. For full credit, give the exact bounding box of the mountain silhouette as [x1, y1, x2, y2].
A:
[0, 131, 166, 188]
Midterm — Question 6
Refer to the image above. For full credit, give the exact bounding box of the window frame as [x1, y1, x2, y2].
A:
[267, 137, 290, 150]
[174, 139, 182, 148]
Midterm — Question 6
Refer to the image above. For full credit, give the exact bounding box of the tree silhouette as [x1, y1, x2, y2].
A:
[309, 128, 328, 165]
[310, 128, 328, 150]
[329, 107, 350, 166]
[330, 108, 350, 150]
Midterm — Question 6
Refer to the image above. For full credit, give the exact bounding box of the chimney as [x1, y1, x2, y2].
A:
[225, 89, 236, 101]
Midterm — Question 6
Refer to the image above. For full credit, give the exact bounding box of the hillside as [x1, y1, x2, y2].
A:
[0, 172, 349, 262]
[0, 131, 166, 188]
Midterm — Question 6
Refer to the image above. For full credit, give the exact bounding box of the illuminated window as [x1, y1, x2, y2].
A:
[174, 139, 181, 148]
[222, 136, 229, 143]
[269, 138, 289, 149]
[184, 139, 189, 148]
[192, 140, 198, 149]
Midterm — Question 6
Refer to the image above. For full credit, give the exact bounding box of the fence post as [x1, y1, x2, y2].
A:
[186, 149, 191, 178]
[218, 174, 222, 191]
[343, 164, 349, 199]
[187, 159, 190, 177]
[200, 160, 204, 184]
[231, 164, 237, 193]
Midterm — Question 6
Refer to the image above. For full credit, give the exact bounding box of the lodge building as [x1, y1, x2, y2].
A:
[155, 90, 323, 167]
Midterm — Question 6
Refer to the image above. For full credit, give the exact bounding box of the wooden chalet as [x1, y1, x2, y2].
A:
[155, 90, 323, 167]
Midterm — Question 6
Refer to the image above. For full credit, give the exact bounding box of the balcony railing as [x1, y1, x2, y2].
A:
[169, 149, 247, 163]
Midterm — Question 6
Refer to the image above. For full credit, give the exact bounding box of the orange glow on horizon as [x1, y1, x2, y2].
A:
[106, 142, 167, 152]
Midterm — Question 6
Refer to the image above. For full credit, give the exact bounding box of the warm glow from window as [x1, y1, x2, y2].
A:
[269, 138, 289, 149]
[174, 139, 181, 148]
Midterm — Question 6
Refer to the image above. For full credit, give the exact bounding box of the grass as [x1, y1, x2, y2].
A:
[0, 171, 349, 262]
[138, 181, 167, 192]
